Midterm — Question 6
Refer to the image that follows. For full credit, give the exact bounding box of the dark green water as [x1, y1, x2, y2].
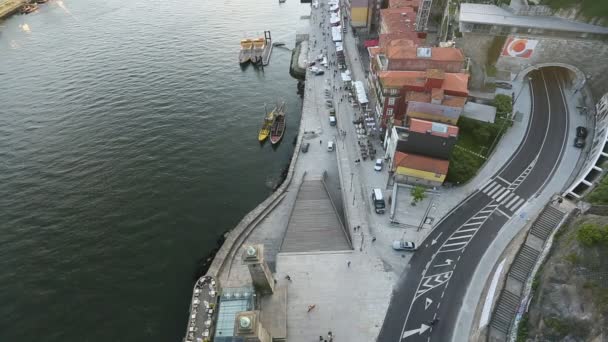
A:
[0, 0, 307, 340]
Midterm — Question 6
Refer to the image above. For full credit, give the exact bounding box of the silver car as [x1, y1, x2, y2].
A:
[392, 240, 417, 251]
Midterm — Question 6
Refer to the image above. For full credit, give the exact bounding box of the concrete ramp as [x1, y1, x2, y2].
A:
[280, 177, 351, 253]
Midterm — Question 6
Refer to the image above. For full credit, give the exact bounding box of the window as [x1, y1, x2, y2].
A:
[390, 88, 398, 95]
[387, 108, 394, 117]
[388, 97, 395, 106]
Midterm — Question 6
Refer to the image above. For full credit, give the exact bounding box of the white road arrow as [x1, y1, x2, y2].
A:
[402, 324, 431, 339]
[431, 232, 443, 245]
[433, 259, 454, 268]
[425, 297, 433, 310]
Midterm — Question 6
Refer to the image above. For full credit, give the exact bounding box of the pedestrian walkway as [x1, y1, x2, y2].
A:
[280, 176, 351, 253]
[488, 203, 568, 341]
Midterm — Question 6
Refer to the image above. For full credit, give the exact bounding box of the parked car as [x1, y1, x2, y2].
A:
[495, 81, 513, 90]
[574, 136, 586, 148]
[374, 158, 383, 171]
[301, 142, 310, 153]
[392, 240, 417, 251]
[327, 141, 335, 152]
[329, 116, 336, 126]
[309, 66, 324, 75]
[325, 100, 333, 108]
[576, 126, 588, 138]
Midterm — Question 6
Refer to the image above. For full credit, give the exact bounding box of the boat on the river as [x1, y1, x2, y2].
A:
[20, 3, 38, 14]
[239, 39, 253, 65]
[251, 37, 266, 66]
[270, 101, 286, 145]
[258, 104, 275, 142]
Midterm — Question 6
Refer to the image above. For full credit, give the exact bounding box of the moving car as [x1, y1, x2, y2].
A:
[301, 142, 310, 153]
[327, 141, 335, 152]
[576, 126, 588, 138]
[392, 240, 417, 251]
[374, 158, 383, 171]
[574, 126, 587, 148]
[372, 188, 385, 214]
[495, 81, 513, 90]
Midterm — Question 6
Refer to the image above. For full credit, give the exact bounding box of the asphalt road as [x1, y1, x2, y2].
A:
[377, 68, 571, 341]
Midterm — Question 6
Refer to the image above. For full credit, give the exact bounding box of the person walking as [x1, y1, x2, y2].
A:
[320, 139, 322, 145]
[347, 261, 351, 267]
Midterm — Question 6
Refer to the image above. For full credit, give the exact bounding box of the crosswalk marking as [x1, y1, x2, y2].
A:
[480, 179, 527, 212]
[509, 198, 525, 211]
[505, 196, 519, 208]
[496, 191, 509, 202]
[491, 188, 506, 199]
[503, 192, 515, 204]
[487, 185, 502, 197]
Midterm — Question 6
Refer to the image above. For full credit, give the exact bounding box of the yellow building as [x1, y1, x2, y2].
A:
[392, 151, 449, 187]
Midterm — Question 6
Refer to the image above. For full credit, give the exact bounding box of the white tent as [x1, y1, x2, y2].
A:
[353, 81, 368, 104]
[331, 26, 342, 42]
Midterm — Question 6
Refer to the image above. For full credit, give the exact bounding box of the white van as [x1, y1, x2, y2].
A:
[327, 141, 335, 152]
[321, 56, 328, 67]
[372, 188, 386, 214]
[329, 116, 336, 126]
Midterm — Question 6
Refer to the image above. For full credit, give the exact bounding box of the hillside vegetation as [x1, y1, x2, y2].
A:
[542, 0, 608, 19]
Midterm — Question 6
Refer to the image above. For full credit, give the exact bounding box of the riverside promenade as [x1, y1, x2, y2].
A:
[0, 0, 25, 20]
[182, 0, 574, 341]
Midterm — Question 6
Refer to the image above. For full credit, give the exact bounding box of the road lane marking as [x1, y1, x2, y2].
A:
[496, 176, 510, 185]
[425, 297, 433, 310]
[448, 234, 473, 240]
[456, 228, 478, 234]
[462, 222, 481, 227]
[402, 324, 431, 339]
[496, 208, 511, 218]
[442, 241, 468, 248]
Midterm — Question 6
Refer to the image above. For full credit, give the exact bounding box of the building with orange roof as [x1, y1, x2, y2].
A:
[379, 7, 417, 34]
[391, 151, 450, 186]
[385, 119, 458, 160]
[388, 0, 420, 10]
[369, 69, 468, 128]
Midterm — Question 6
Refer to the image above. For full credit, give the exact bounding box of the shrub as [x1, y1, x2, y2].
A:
[576, 223, 608, 246]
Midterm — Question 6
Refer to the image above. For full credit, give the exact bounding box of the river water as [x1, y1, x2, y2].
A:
[0, 0, 309, 340]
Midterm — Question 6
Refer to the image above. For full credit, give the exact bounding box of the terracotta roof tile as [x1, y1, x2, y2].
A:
[408, 118, 459, 137]
[379, 71, 427, 88]
[393, 151, 450, 174]
[431, 88, 444, 101]
[442, 73, 469, 95]
[406, 91, 431, 103]
[379, 32, 420, 47]
[389, 0, 420, 9]
[442, 96, 467, 108]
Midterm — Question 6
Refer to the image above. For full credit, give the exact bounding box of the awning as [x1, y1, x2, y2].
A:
[341, 70, 351, 82]
[353, 81, 368, 104]
[332, 26, 342, 42]
[364, 39, 379, 48]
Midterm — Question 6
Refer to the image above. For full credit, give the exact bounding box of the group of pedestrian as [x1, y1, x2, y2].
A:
[319, 331, 334, 342]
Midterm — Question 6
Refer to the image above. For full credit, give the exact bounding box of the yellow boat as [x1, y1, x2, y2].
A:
[258, 104, 276, 142]
[239, 39, 253, 64]
[251, 37, 266, 65]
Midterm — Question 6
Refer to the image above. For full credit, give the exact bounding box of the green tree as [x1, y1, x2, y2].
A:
[576, 223, 608, 246]
[494, 94, 513, 117]
[411, 186, 426, 205]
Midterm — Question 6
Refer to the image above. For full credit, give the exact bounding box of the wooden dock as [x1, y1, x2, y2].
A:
[0, 0, 25, 20]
